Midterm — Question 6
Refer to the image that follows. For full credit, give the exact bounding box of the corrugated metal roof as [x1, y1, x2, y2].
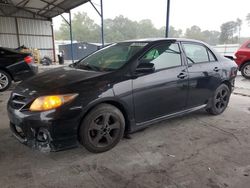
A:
[0, 0, 90, 20]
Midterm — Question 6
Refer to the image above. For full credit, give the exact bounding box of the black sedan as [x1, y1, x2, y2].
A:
[7, 38, 238, 153]
[0, 47, 38, 92]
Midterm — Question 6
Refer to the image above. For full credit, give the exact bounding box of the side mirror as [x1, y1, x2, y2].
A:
[136, 62, 155, 74]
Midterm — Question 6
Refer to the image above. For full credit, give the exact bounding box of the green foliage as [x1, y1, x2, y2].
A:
[185, 25, 203, 40]
[184, 25, 220, 45]
[169, 26, 182, 38]
[55, 12, 178, 43]
[56, 12, 100, 42]
[219, 21, 239, 44]
[54, 11, 246, 46]
[104, 15, 138, 42]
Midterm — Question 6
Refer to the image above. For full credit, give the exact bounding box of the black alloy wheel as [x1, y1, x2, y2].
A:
[0, 70, 11, 92]
[241, 62, 250, 79]
[80, 104, 125, 153]
[206, 84, 231, 115]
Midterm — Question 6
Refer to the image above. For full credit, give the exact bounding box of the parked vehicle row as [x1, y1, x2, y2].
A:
[7, 38, 238, 153]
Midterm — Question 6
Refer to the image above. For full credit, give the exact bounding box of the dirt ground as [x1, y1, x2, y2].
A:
[0, 75, 250, 188]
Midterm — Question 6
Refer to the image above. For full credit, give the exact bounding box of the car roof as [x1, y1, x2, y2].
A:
[122, 38, 206, 44]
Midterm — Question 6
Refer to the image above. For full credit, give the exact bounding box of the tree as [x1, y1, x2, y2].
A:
[136, 19, 159, 38]
[169, 26, 182, 38]
[246, 13, 250, 26]
[55, 12, 100, 42]
[201, 30, 220, 45]
[184, 25, 221, 45]
[104, 15, 137, 42]
[185, 25, 204, 40]
[219, 21, 238, 44]
[236, 18, 242, 42]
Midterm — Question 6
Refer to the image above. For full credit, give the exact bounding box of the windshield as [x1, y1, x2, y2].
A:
[75, 42, 148, 71]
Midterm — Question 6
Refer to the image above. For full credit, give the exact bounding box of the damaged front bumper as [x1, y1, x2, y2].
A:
[7, 103, 81, 152]
[10, 122, 55, 152]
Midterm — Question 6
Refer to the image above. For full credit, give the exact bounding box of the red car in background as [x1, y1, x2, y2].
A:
[235, 40, 250, 79]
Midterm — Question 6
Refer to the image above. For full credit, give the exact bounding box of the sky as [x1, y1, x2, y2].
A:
[53, 0, 250, 37]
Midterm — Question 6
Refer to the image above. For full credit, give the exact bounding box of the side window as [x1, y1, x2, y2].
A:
[182, 43, 211, 64]
[247, 43, 250, 48]
[140, 43, 182, 70]
[208, 50, 216, 62]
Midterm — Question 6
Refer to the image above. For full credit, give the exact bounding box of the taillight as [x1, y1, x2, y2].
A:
[24, 56, 33, 64]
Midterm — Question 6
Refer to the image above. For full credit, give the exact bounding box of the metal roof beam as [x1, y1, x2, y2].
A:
[17, 0, 30, 7]
[0, 2, 61, 19]
[89, 1, 101, 17]
[39, 0, 65, 12]
[0, 6, 6, 15]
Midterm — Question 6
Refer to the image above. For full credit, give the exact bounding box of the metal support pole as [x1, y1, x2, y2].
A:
[69, 10, 74, 63]
[165, 0, 170, 38]
[100, 0, 104, 47]
[14, 17, 20, 47]
[51, 20, 56, 62]
[89, 0, 105, 46]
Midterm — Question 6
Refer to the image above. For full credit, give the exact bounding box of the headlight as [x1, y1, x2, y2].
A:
[29, 94, 78, 111]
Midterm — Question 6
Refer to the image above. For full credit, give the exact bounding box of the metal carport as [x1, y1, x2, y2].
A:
[0, 0, 95, 62]
[0, 0, 171, 62]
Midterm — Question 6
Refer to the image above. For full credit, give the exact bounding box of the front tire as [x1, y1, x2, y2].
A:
[241, 62, 250, 79]
[206, 84, 231, 115]
[80, 104, 125, 153]
[0, 70, 12, 92]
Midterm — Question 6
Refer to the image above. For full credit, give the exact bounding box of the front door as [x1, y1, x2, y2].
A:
[132, 42, 189, 124]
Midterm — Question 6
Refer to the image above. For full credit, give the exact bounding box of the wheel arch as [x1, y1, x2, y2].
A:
[0, 67, 13, 80]
[221, 80, 232, 92]
[239, 60, 250, 71]
[77, 99, 132, 141]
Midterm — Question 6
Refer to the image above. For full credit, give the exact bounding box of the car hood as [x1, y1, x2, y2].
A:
[15, 66, 108, 96]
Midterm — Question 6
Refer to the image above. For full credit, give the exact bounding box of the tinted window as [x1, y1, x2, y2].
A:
[141, 43, 182, 70]
[208, 50, 216, 61]
[182, 43, 210, 63]
[76, 42, 148, 71]
[247, 43, 250, 48]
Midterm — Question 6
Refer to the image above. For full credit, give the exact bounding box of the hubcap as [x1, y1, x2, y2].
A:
[215, 88, 228, 111]
[0, 73, 8, 89]
[243, 65, 250, 76]
[88, 113, 120, 147]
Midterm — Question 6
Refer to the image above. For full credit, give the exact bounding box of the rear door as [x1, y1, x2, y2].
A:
[181, 42, 222, 108]
[132, 42, 189, 124]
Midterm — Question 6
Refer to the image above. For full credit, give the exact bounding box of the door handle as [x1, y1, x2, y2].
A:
[177, 72, 187, 79]
[213, 67, 220, 72]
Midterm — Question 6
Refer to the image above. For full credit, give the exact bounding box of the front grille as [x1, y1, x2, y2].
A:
[10, 93, 28, 110]
[12, 94, 26, 101]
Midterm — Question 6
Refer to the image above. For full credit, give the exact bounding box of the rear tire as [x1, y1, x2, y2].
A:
[241, 62, 250, 79]
[79, 104, 125, 153]
[206, 84, 231, 115]
[0, 70, 12, 92]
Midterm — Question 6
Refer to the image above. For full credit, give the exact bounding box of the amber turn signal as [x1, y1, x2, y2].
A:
[29, 94, 78, 111]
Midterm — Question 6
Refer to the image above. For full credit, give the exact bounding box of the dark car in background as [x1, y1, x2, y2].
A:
[7, 38, 238, 153]
[0, 47, 38, 92]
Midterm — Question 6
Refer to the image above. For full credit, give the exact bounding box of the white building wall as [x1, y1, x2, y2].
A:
[0, 16, 54, 60]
